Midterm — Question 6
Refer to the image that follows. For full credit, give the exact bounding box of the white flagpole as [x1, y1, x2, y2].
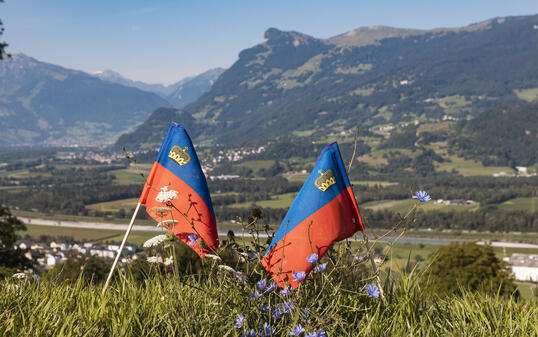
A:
[102, 202, 142, 294]
[362, 232, 387, 303]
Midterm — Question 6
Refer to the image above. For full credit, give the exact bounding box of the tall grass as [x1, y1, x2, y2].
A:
[1, 256, 536, 336]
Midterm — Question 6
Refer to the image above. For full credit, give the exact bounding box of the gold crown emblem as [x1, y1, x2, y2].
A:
[168, 145, 191, 166]
[314, 169, 336, 192]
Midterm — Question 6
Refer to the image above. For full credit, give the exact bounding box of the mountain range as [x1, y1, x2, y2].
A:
[171, 14, 537, 144]
[93, 67, 224, 108]
[0, 55, 223, 146]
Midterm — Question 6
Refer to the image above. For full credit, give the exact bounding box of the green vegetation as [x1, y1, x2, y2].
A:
[514, 87, 538, 102]
[499, 197, 537, 212]
[423, 242, 518, 298]
[435, 156, 513, 176]
[229, 192, 296, 209]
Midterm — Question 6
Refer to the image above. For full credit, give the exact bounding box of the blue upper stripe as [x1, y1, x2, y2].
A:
[264, 142, 351, 255]
[154, 121, 215, 219]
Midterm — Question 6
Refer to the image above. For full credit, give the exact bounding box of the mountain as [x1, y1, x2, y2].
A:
[0, 54, 171, 146]
[92, 70, 176, 97]
[165, 68, 225, 108]
[93, 68, 225, 108]
[176, 14, 538, 144]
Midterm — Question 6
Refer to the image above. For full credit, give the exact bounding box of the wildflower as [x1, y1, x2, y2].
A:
[265, 281, 277, 293]
[234, 314, 245, 329]
[217, 264, 237, 273]
[313, 263, 327, 273]
[412, 190, 431, 202]
[272, 308, 282, 321]
[281, 286, 290, 296]
[205, 254, 221, 261]
[248, 291, 263, 300]
[155, 185, 178, 203]
[147, 255, 163, 263]
[188, 233, 198, 247]
[150, 206, 171, 217]
[292, 271, 306, 282]
[306, 253, 318, 264]
[259, 303, 270, 312]
[256, 279, 267, 291]
[143, 234, 168, 248]
[262, 322, 275, 336]
[249, 329, 258, 336]
[365, 284, 380, 298]
[281, 301, 294, 313]
[163, 256, 174, 266]
[156, 219, 178, 228]
[237, 274, 248, 282]
[12, 273, 28, 279]
[289, 324, 305, 336]
[306, 330, 327, 337]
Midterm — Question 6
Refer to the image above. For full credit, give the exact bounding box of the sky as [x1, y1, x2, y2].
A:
[2, 0, 538, 85]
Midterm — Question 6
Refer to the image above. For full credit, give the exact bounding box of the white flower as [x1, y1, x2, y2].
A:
[164, 256, 174, 266]
[151, 207, 172, 212]
[12, 273, 29, 279]
[217, 264, 237, 273]
[147, 256, 163, 263]
[156, 220, 178, 228]
[205, 254, 221, 261]
[155, 186, 178, 203]
[143, 234, 169, 248]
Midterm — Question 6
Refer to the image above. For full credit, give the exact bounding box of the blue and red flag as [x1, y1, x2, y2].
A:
[139, 121, 218, 257]
[261, 142, 364, 288]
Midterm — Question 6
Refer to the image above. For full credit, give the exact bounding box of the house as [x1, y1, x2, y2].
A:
[503, 254, 538, 282]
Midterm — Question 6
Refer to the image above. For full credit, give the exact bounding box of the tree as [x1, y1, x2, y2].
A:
[0, 0, 9, 60]
[424, 242, 518, 298]
[0, 204, 32, 271]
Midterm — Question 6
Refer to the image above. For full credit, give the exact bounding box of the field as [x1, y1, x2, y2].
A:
[229, 192, 296, 209]
[361, 199, 479, 213]
[499, 197, 537, 212]
[86, 198, 140, 212]
[435, 156, 513, 176]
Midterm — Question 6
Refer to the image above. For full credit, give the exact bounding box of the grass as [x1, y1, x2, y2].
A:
[87, 198, 140, 212]
[110, 163, 152, 185]
[361, 199, 479, 213]
[498, 197, 537, 212]
[236, 160, 276, 174]
[20, 224, 126, 242]
[435, 155, 513, 176]
[514, 87, 538, 102]
[1, 258, 537, 336]
[229, 192, 297, 209]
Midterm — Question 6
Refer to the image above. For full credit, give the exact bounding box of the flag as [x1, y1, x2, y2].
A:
[139, 121, 218, 257]
[261, 142, 364, 288]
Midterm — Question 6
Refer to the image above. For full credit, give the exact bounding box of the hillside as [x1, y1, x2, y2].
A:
[0, 54, 171, 146]
[179, 14, 538, 144]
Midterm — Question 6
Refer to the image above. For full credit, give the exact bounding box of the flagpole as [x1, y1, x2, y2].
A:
[362, 231, 387, 303]
[102, 202, 142, 294]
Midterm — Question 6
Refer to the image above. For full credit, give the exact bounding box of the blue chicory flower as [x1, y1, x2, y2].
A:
[249, 291, 263, 300]
[281, 286, 290, 296]
[265, 281, 277, 293]
[306, 253, 318, 264]
[256, 279, 267, 290]
[290, 324, 305, 336]
[272, 308, 282, 321]
[234, 314, 245, 329]
[365, 284, 380, 298]
[292, 271, 306, 282]
[412, 190, 431, 202]
[279, 301, 294, 313]
[249, 329, 258, 336]
[306, 329, 327, 337]
[259, 303, 270, 312]
[188, 233, 198, 247]
[262, 322, 275, 336]
[314, 263, 327, 273]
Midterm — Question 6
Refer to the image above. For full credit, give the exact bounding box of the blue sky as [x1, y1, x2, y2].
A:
[3, 0, 538, 84]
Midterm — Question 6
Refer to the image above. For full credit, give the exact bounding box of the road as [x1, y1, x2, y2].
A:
[19, 217, 538, 249]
